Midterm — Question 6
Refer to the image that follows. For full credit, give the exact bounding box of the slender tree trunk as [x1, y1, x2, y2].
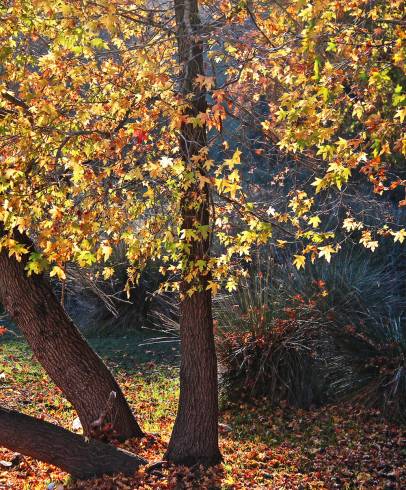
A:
[0, 405, 146, 479]
[165, 0, 221, 466]
[0, 227, 143, 440]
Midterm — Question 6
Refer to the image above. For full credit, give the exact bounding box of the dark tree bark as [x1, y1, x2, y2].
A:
[0, 406, 146, 479]
[164, 0, 222, 466]
[0, 227, 143, 440]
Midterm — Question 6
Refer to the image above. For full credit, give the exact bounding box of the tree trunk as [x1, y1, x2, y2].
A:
[0, 227, 143, 440]
[165, 289, 221, 466]
[0, 406, 146, 479]
[165, 0, 222, 466]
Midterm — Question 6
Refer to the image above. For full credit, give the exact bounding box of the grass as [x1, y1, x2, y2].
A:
[0, 333, 405, 489]
[0, 330, 180, 435]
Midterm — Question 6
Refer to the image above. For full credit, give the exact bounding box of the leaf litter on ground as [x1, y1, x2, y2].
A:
[0, 339, 404, 489]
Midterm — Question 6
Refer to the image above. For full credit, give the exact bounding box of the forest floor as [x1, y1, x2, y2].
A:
[0, 331, 405, 489]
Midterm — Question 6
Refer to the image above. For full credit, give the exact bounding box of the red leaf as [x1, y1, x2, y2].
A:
[133, 129, 148, 144]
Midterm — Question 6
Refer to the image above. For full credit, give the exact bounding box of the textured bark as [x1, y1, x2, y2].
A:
[165, 0, 221, 466]
[0, 406, 146, 479]
[0, 227, 143, 440]
[165, 288, 221, 466]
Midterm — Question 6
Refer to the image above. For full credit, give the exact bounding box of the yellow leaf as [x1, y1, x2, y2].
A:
[309, 216, 321, 228]
[395, 107, 406, 123]
[318, 245, 336, 263]
[293, 254, 306, 270]
[50, 265, 66, 281]
[143, 186, 154, 199]
[226, 277, 237, 292]
[311, 178, 324, 193]
[393, 229, 406, 244]
[101, 244, 113, 262]
[206, 280, 220, 295]
[224, 149, 242, 169]
[343, 217, 363, 232]
[103, 267, 115, 279]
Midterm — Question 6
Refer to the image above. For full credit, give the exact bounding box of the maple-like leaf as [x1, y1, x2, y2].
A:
[293, 254, 306, 270]
[393, 229, 406, 244]
[50, 265, 66, 281]
[318, 245, 336, 263]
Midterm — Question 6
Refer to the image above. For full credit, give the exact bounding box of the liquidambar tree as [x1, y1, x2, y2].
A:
[0, 0, 221, 465]
[3, 0, 404, 469]
[164, 0, 221, 466]
[0, 227, 143, 439]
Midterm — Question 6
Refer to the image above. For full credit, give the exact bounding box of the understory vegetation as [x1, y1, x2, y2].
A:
[142, 245, 406, 423]
[0, 336, 405, 489]
[215, 247, 406, 423]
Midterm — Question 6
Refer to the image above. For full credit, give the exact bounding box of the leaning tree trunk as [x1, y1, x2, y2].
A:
[0, 406, 146, 479]
[0, 227, 143, 440]
[165, 0, 221, 466]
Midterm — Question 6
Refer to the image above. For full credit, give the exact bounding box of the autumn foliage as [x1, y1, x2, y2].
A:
[0, 0, 405, 487]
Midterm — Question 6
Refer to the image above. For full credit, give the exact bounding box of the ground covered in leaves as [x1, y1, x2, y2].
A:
[0, 334, 405, 489]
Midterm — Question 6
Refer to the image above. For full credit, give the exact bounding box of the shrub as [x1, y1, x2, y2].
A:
[146, 292, 181, 346]
[61, 244, 162, 336]
[327, 317, 406, 423]
[289, 244, 406, 423]
[215, 246, 406, 421]
[214, 258, 326, 408]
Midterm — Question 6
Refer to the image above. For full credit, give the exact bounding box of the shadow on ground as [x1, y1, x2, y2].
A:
[0, 325, 179, 373]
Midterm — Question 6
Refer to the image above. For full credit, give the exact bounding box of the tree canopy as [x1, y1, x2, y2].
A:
[0, 0, 404, 287]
